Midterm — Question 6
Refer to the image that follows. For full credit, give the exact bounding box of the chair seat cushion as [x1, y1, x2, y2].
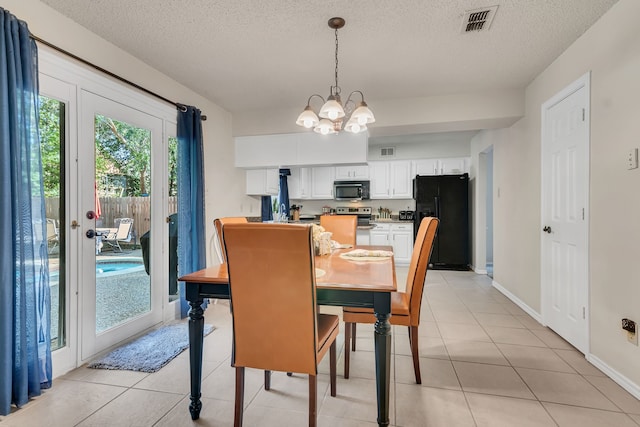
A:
[343, 292, 411, 325]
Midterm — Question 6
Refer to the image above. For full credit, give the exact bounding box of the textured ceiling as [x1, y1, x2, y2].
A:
[40, 0, 617, 118]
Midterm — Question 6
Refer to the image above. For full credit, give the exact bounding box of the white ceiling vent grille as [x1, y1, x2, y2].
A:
[461, 5, 498, 33]
[380, 147, 395, 157]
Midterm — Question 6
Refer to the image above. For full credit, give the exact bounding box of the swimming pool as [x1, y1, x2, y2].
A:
[96, 258, 145, 277]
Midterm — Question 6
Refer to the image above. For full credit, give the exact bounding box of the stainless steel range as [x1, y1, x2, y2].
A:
[335, 206, 372, 227]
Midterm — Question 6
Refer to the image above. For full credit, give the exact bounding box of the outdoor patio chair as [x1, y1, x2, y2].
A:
[103, 217, 134, 252]
[46, 218, 59, 254]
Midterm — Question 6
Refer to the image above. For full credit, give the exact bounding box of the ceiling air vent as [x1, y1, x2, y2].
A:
[380, 147, 395, 157]
[461, 5, 498, 33]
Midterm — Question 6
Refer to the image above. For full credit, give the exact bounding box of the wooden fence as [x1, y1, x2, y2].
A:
[45, 196, 178, 243]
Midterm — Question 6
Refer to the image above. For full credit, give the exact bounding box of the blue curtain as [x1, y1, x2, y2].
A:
[0, 8, 52, 415]
[278, 168, 291, 220]
[260, 195, 273, 221]
[177, 106, 206, 317]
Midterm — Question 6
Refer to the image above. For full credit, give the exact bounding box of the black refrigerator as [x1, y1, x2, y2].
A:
[413, 173, 469, 270]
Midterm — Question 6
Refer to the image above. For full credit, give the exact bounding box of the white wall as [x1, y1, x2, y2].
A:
[233, 89, 524, 137]
[482, 0, 640, 393]
[5, 0, 256, 266]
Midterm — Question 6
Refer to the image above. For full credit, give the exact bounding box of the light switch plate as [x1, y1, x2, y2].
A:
[628, 148, 638, 170]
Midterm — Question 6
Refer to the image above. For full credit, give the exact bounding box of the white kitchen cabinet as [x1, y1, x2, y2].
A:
[369, 222, 413, 265]
[369, 223, 390, 246]
[439, 157, 469, 175]
[356, 229, 370, 245]
[412, 159, 439, 176]
[310, 166, 335, 199]
[335, 165, 369, 180]
[390, 223, 413, 265]
[246, 168, 279, 195]
[369, 160, 412, 199]
[288, 167, 311, 199]
[413, 157, 470, 176]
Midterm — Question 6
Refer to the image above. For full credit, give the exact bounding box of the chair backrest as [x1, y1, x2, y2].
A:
[223, 223, 320, 374]
[405, 217, 439, 325]
[213, 217, 248, 263]
[319, 215, 357, 246]
[46, 218, 58, 240]
[114, 218, 133, 240]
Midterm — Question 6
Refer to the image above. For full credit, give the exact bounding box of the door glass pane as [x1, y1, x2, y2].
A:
[39, 96, 66, 351]
[94, 114, 151, 333]
[168, 136, 178, 302]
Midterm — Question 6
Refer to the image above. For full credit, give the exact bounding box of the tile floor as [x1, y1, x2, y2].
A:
[2, 269, 640, 426]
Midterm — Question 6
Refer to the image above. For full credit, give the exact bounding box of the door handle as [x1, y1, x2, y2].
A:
[543, 226, 552, 233]
[86, 229, 96, 238]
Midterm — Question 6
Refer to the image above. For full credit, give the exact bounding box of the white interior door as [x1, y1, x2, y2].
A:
[80, 90, 164, 361]
[541, 73, 590, 354]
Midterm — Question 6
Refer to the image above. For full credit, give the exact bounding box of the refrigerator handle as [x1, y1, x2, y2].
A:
[434, 196, 440, 218]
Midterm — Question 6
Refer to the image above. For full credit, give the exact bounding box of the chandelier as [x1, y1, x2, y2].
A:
[296, 17, 375, 135]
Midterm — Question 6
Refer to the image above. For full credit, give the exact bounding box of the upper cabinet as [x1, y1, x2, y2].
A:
[235, 132, 367, 168]
[246, 168, 279, 195]
[413, 157, 469, 176]
[310, 167, 335, 199]
[288, 167, 311, 199]
[369, 160, 412, 199]
[335, 165, 369, 180]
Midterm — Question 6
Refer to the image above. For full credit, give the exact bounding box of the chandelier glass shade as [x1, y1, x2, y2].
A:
[296, 17, 375, 135]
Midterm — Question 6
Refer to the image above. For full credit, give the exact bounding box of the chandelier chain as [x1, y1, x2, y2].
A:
[334, 27, 340, 94]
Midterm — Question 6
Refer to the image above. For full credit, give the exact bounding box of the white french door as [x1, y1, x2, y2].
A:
[541, 73, 590, 354]
[79, 90, 164, 361]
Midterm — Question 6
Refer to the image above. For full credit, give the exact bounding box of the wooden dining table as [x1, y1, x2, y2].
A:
[179, 245, 397, 427]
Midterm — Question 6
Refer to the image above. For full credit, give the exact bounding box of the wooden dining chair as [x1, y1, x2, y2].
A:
[223, 222, 339, 427]
[213, 217, 248, 263]
[320, 214, 357, 246]
[343, 216, 439, 384]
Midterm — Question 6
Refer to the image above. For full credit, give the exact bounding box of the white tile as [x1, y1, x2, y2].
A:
[466, 393, 557, 427]
[77, 388, 183, 426]
[517, 368, 619, 410]
[395, 384, 475, 427]
[444, 339, 510, 366]
[543, 402, 639, 427]
[497, 343, 575, 373]
[453, 361, 535, 399]
[0, 379, 125, 427]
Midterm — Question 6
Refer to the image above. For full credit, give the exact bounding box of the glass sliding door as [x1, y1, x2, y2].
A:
[80, 90, 164, 361]
[38, 73, 78, 377]
[39, 95, 66, 351]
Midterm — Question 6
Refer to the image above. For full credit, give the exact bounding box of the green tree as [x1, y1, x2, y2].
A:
[38, 96, 62, 197]
[95, 115, 151, 196]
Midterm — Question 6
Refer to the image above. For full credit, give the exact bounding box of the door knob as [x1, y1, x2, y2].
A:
[86, 229, 96, 238]
[86, 210, 96, 220]
[543, 226, 552, 234]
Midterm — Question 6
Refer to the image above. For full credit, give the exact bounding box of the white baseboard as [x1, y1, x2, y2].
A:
[471, 265, 488, 274]
[491, 279, 543, 324]
[493, 280, 640, 401]
[587, 354, 640, 400]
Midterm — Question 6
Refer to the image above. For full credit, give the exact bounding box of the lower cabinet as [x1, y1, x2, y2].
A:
[369, 222, 413, 265]
[356, 229, 370, 246]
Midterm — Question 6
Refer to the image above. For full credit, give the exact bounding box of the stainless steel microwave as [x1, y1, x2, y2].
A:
[333, 180, 370, 201]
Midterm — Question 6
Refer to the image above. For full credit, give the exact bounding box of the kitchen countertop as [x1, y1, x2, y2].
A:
[371, 219, 414, 224]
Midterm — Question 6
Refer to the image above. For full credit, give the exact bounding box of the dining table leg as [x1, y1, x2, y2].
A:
[187, 296, 205, 420]
[373, 292, 392, 427]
